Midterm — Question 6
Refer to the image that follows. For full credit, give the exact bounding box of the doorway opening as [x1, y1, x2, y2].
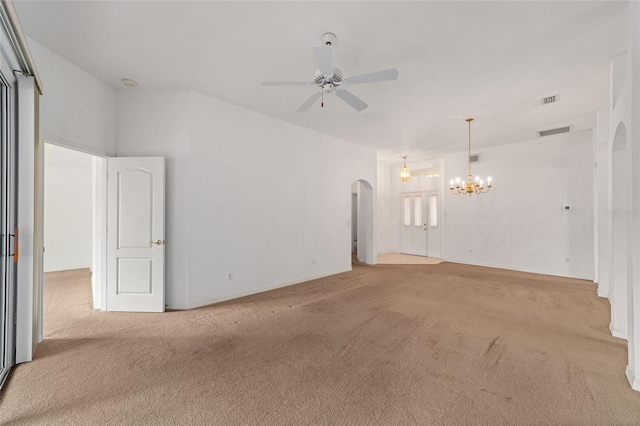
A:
[42, 143, 103, 337]
[351, 180, 375, 265]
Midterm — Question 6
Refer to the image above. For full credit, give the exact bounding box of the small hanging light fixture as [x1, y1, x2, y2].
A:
[400, 156, 410, 182]
[450, 118, 492, 196]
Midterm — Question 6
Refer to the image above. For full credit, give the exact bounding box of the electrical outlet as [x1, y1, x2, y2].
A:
[469, 248, 473, 254]
[565, 258, 570, 263]
[312, 259, 316, 265]
[227, 272, 233, 280]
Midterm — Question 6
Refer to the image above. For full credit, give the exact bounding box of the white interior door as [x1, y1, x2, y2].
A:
[107, 157, 165, 312]
[400, 192, 427, 256]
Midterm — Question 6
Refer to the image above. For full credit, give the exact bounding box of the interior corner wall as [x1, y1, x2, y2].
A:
[116, 90, 190, 309]
[43, 144, 93, 272]
[443, 131, 594, 280]
[596, 107, 610, 298]
[376, 162, 392, 254]
[625, 0, 640, 391]
[186, 90, 376, 309]
[26, 38, 117, 156]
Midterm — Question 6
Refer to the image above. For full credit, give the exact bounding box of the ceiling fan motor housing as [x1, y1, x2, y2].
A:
[314, 67, 342, 86]
[321, 32, 337, 46]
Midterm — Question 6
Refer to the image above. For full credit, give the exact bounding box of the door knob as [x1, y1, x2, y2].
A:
[151, 239, 165, 245]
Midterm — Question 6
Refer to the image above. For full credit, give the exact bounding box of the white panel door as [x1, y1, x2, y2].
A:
[107, 157, 165, 312]
[399, 192, 427, 256]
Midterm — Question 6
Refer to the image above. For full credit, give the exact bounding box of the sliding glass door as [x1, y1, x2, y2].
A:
[0, 73, 16, 389]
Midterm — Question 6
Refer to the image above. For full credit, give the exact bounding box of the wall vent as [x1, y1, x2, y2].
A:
[540, 94, 559, 105]
[470, 155, 479, 163]
[538, 126, 572, 137]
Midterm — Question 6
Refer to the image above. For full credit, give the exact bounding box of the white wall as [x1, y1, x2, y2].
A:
[115, 89, 377, 309]
[376, 162, 392, 254]
[444, 131, 594, 280]
[624, 0, 640, 390]
[595, 107, 610, 298]
[27, 38, 116, 156]
[43, 144, 93, 272]
[186, 90, 376, 309]
[116, 90, 190, 309]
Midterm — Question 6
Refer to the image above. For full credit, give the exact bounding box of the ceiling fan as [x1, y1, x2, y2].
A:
[261, 33, 399, 112]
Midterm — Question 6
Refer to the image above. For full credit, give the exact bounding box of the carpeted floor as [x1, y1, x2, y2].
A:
[2, 263, 640, 425]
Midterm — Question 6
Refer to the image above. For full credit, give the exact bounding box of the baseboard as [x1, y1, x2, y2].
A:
[626, 366, 640, 391]
[597, 287, 609, 298]
[168, 266, 353, 310]
[442, 258, 593, 281]
[610, 321, 628, 340]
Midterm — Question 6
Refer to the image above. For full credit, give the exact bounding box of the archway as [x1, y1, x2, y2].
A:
[351, 179, 375, 265]
[611, 122, 629, 339]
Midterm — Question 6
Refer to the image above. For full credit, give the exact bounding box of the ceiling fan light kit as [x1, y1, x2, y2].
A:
[261, 33, 398, 112]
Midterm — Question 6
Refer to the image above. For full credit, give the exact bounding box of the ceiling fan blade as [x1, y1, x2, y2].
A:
[297, 91, 322, 112]
[335, 89, 368, 111]
[343, 68, 399, 85]
[313, 45, 333, 76]
[261, 81, 312, 86]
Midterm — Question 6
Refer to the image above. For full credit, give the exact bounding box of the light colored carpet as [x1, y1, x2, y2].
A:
[2, 264, 640, 425]
[377, 253, 444, 264]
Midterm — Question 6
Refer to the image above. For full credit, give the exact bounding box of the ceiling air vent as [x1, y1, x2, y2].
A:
[470, 155, 479, 163]
[538, 126, 572, 138]
[540, 94, 559, 105]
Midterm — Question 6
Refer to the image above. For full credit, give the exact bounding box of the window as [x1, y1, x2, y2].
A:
[403, 197, 411, 227]
[429, 194, 438, 228]
[414, 195, 422, 228]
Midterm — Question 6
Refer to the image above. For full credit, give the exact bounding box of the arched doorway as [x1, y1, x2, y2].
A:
[351, 180, 375, 265]
[610, 122, 629, 339]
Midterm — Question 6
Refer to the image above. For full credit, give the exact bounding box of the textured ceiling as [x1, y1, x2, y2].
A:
[13, 0, 629, 164]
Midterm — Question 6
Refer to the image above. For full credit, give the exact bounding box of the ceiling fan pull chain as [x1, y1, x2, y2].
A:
[321, 90, 324, 108]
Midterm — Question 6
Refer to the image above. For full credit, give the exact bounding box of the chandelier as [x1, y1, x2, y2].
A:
[400, 156, 410, 182]
[450, 118, 492, 195]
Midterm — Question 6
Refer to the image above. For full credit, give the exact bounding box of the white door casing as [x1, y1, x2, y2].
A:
[107, 157, 165, 312]
[426, 192, 441, 258]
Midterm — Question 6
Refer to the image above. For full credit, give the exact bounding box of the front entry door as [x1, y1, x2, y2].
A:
[107, 157, 165, 312]
[400, 192, 427, 256]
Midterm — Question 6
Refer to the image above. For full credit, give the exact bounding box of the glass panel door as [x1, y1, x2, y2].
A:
[0, 76, 16, 389]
